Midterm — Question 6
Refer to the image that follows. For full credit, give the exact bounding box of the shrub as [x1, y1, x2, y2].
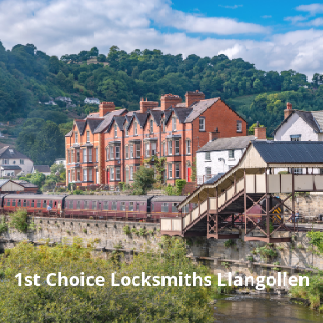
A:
[82, 228, 87, 234]
[131, 228, 138, 234]
[10, 210, 28, 233]
[224, 239, 236, 248]
[0, 216, 8, 235]
[122, 225, 131, 235]
[138, 228, 146, 236]
[175, 179, 186, 195]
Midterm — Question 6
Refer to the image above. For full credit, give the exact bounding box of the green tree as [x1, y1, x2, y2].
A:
[49, 55, 59, 74]
[132, 166, 155, 195]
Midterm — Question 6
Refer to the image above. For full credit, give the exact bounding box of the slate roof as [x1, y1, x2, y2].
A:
[0, 179, 9, 187]
[13, 180, 38, 188]
[87, 119, 103, 133]
[150, 196, 186, 202]
[0, 146, 30, 160]
[184, 98, 219, 123]
[134, 112, 148, 128]
[1, 165, 22, 170]
[197, 136, 256, 152]
[65, 130, 72, 137]
[173, 107, 193, 123]
[94, 109, 126, 133]
[149, 110, 163, 126]
[33, 165, 51, 173]
[253, 141, 323, 163]
[273, 110, 323, 135]
[75, 120, 86, 135]
[204, 173, 225, 184]
[87, 113, 100, 118]
[114, 116, 126, 131]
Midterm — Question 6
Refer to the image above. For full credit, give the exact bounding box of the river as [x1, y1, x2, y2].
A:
[214, 294, 323, 322]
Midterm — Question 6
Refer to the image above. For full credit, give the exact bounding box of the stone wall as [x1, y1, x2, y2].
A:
[0, 217, 160, 253]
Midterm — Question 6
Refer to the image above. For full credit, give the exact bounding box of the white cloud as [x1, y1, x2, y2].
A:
[218, 5, 243, 9]
[0, 0, 322, 78]
[296, 3, 323, 15]
[262, 15, 272, 19]
[284, 15, 308, 24]
[303, 17, 323, 26]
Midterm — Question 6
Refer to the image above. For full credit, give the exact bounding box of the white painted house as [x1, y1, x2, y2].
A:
[0, 146, 33, 177]
[274, 103, 323, 141]
[84, 97, 100, 105]
[273, 102, 323, 174]
[196, 135, 256, 185]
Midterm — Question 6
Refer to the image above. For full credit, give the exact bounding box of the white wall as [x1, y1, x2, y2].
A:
[197, 148, 245, 183]
[1, 158, 34, 174]
[274, 113, 319, 141]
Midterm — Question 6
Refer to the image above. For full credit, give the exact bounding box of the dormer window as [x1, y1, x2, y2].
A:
[9, 149, 14, 154]
[114, 124, 117, 138]
[75, 132, 78, 143]
[86, 131, 90, 142]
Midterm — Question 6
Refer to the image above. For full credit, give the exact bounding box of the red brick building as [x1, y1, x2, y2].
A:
[65, 91, 247, 188]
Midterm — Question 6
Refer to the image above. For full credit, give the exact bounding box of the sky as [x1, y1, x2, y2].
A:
[0, 0, 323, 78]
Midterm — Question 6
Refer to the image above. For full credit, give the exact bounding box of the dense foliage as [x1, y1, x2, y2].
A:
[1, 42, 323, 161]
[0, 237, 215, 322]
[132, 166, 155, 195]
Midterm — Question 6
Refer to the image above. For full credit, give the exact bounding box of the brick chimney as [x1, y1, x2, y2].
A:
[185, 90, 205, 107]
[139, 98, 159, 113]
[160, 94, 182, 110]
[284, 102, 293, 120]
[209, 128, 220, 142]
[254, 121, 267, 139]
[99, 102, 115, 117]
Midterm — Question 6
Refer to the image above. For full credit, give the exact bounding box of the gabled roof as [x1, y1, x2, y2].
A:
[273, 110, 323, 135]
[184, 98, 219, 123]
[114, 116, 126, 131]
[164, 109, 173, 125]
[75, 120, 86, 135]
[65, 130, 72, 137]
[0, 179, 9, 187]
[0, 146, 30, 160]
[204, 173, 225, 184]
[197, 135, 256, 152]
[149, 110, 163, 126]
[86, 118, 103, 133]
[173, 107, 193, 123]
[94, 109, 127, 133]
[33, 165, 51, 173]
[134, 112, 148, 128]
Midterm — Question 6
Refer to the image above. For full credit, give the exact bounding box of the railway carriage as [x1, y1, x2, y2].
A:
[64, 195, 153, 220]
[3, 194, 66, 215]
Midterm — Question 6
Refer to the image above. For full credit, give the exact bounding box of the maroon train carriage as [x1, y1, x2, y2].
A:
[63, 195, 153, 221]
[150, 196, 195, 219]
[2, 194, 66, 215]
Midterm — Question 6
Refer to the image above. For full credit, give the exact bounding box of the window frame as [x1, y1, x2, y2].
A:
[199, 117, 205, 131]
[236, 120, 242, 133]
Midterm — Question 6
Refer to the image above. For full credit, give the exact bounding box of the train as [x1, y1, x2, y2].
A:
[0, 194, 196, 222]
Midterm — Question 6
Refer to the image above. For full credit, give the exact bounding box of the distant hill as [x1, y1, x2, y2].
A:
[1, 42, 323, 163]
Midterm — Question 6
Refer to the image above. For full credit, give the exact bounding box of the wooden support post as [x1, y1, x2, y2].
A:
[234, 173, 237, 194]
[244, 169, 247, 234]
[207, 188, 210, 238]
[198, 193, 200, 217]
[292, 168, 295, 232]
[265, 167, 270, 238]
[216, 187, 218, 237]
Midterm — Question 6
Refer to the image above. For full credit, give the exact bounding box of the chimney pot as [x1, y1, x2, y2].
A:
[284, 102, 293, 119]
[185, 90, 205, 107]
[254, 125, 267, 140]
[160, 94, 182, 110]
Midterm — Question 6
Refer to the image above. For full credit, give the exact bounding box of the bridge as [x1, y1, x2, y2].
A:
[161, 141, 323, 243]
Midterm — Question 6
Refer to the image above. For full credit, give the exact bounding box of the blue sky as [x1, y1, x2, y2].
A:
[0, 0, 323, 77]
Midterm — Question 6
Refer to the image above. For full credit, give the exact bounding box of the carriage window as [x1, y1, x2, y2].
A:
[54, 202, 57, 207]
[6, 199, 10, 206]
[129, 202, 133, 211]
[84, 201, 88, 209]
[172, 203, 178, 213]
[12, 199, 16, 207]
[120, 202, 125, 211]
[69, 201, 73, 209]
[37, 200, 41, 208]
[31, 200, 34, 207]
[104, 201, 108, 210]
[92, 201, 97, 210]
[112, 201, 117, 210]
[23, 200, 26, 207]
[161, 203, 169, 213]
[43, 200, 47, 208]
[17, 200, 21, 207]
[49, 200, 53, 208]
[151, 203, 154, 212]
[27, 201, 30, 207]
[76, 201, 80, 209]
